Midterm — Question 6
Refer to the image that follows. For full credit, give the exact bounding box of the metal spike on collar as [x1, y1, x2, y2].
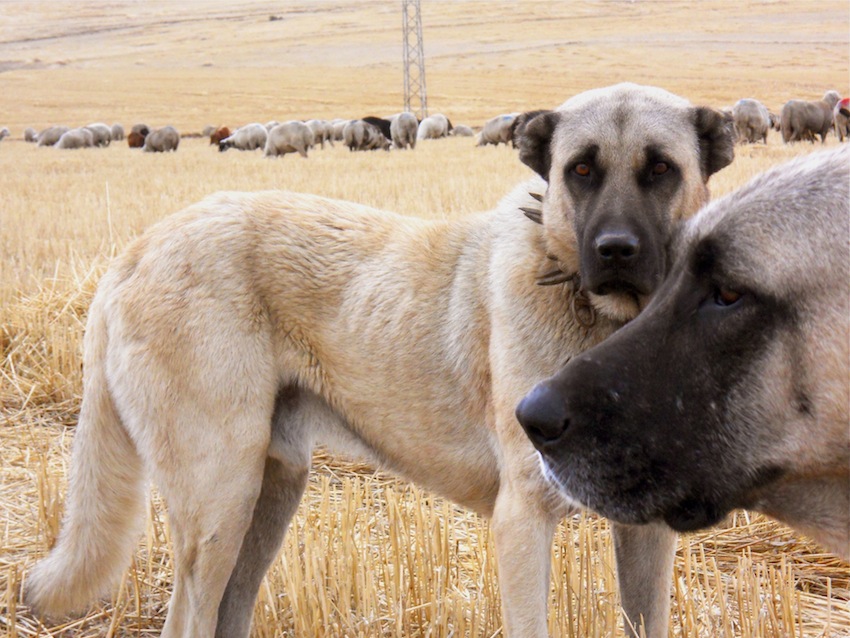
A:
[520, 206, 543, 224]
[536, 269, 574, 286]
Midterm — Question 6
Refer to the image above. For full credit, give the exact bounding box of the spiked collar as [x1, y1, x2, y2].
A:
[521, 191, 596, 327]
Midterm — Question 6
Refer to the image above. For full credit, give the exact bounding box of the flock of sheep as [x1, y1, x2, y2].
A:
[725, 90, 850, 144]
[4, 89, 848, 156]
[210, 112, 467, 156]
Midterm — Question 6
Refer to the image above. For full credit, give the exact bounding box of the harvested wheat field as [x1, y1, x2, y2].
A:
[1, 1, 849, 636]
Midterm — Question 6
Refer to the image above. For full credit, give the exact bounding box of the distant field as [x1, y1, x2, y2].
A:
[0, 0, 848, 131]
[1, 1, 849, 637]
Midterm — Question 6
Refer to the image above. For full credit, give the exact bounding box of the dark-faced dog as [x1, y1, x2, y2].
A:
[518, 145, 850, 559]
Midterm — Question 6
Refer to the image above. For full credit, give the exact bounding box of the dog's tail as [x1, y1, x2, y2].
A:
[26, 287, 146, 618]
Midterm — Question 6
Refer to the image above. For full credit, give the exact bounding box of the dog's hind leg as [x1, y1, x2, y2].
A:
[215, 388, 313, 638]
[611, 521, 677, 638]
[215, 455, 308, 638]
[155, 406, 273, 638]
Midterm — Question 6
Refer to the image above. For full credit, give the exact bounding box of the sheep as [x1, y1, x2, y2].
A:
[127, 132, 146, 148]
[37, 126, 70, 146]
[24, 127, 38, 142]
[343, 120, 390, 151]
[781, 91, 841, 143]
[331, 118, 349, 141]
[143, 126, 180, 152]
[732, 99, 771, 144]
[201, 125, 216, 137]
[264, 121, 314, 158]
[834, 97, 850, 142]
[85, 123, 113, 147]
[219, 123, 268, 152]
[127, 123, 150, 148]
[450, 125, 475, 137]
[390, 112, 418, 149]
[111, 124, 125, 141]
[0, 127, 10, 141]
[264, 121, 279, 131]
[768, 112, 781, 131]
[210, 126, 231, 146]
[416, 113, 453, 140]
[362, 116, 393, 141]
[306, 119, 334, 148]
[477, 114, 518, 147]
[128, 123, 151, 148]
[54, 127, 94, 149]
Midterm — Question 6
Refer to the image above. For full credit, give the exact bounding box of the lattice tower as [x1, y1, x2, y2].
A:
[402, 0, 428, 118]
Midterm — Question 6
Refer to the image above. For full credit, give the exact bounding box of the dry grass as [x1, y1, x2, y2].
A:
[1, 1, 849, 636]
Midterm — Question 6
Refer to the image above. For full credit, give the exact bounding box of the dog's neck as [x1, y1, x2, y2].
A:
[521, 191, 596, 328]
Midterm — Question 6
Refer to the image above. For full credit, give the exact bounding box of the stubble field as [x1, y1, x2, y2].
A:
[1, 1, 849, 636]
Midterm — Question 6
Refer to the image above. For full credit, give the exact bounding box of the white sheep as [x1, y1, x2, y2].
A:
[477, 114, 518, 147]
[37, 125, 70, 146]
[330, 118, 349, 142]
[343, 120, 390, 151]
[85, 123, 113, 147]
[390, 112, 418, 149]
[264, 121, 314, 158]
[416, 113, 453, 140]
[306, 119, 334, 149]
[143, 126, 180, 152]
[54, 128, 95, 149]
[450, 125, 475, 137]
[219, 123, 268, 152]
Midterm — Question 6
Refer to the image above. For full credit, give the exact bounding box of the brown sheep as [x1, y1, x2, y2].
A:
[210, 126, 231, 146]
[127, 131, 146, 148]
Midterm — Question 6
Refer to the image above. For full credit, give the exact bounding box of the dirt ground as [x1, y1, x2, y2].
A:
[1, 0, 847, 131]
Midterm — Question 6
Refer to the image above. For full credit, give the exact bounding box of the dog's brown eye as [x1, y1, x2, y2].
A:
[652, 162, 669, 175]
[573, 163, 591, 177]
[714, 287, 742, 306]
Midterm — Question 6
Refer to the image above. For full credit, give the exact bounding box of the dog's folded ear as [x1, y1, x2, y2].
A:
[514, 110, 560, 180]
[693, 107, 736, 179]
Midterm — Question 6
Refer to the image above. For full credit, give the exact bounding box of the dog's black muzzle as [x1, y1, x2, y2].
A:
[580, 218, 664, 299]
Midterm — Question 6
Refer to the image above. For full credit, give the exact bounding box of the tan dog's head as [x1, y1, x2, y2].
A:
[517, 146, 850, 554]
[515, 83, 734, 321]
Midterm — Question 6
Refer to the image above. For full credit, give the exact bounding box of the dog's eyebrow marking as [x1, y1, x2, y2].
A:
[565, 143, 600, 169]
[643, 144, 674, 165]
[691, 238, 718, 277]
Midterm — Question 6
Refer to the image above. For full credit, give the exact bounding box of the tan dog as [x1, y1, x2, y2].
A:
[518, 145, 850, 558]
[25, 83, 734, 638]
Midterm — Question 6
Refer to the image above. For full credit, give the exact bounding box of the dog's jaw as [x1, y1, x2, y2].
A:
[587, 289, 645, 323]
[536, 451, 584, 510]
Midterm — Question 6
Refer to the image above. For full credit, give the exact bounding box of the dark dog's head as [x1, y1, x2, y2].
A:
[514, 83, 734, 322]
[516, 146, 850, 539]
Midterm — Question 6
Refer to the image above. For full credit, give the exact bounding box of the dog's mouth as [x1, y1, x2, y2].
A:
[583, 267, 656, 299]
[593, 279, 646, 298]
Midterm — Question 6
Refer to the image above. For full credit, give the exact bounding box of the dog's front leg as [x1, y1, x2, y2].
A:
[611, 521, 677, 638]
[491, 482, 562, 637]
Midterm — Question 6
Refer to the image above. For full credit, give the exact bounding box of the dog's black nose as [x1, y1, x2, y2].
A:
[516, 383, 570, 447]
[595, 231, 640, 264]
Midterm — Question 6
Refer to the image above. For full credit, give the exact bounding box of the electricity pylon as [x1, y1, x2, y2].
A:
[402, 0, 428, 119]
